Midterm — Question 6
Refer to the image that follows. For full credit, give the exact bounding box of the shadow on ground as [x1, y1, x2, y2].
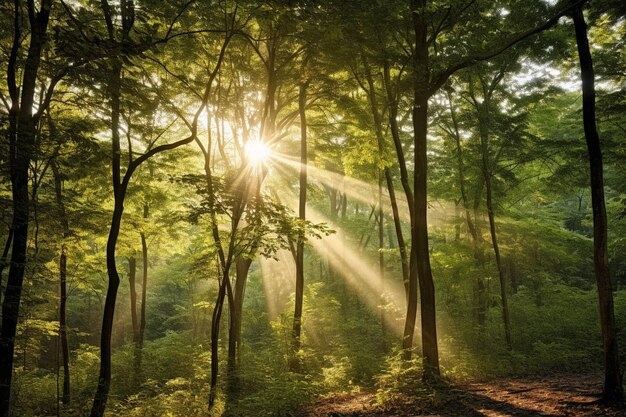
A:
[305, 374, 626, 417]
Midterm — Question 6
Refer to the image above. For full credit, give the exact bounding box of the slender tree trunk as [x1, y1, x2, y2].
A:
[366, 63, 409, 298]
[410, 94, 439, 377]
[383, 62, 414, 212]
[446, 87, 486, 330]
[52, 162, 70, 404]
[572, 6, 623, 402]
[406, 0, 440, 378]
[91, 194, 125, 417]
[228, 256, 250, 369]
[293, 80, 308, 353]
[360, 63, 386, 331]
[484, 171, 512, 349]
[467, 66, 512, 350]
[128, 257, 138, 342]
[446, 89, 477, 243]
[326, 187, 339, 220]
[90, 54, 125, 417]
[235, 259, 249, 357]
[378, 170, 385, 334]
[138, 230, 148, 349]
[0, 2, 52, 414]
[477, 110, 512, 349]
[59, 248, 70, 404]
[209, 264, 233, 407]
[207, 155, 248, 408]
[383, 60, 418, 350]
[385, 170, 409, 297]
[129, 253, 140, 383]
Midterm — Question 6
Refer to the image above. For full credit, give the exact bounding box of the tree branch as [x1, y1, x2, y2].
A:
[429, 0, 588, 95]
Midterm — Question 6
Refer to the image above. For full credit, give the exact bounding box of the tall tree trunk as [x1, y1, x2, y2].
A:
[229, 256, 250, 369]
[478, 113, 512, 350]
[572, 6, 623, 402]
[383, 60, 418, 349]
[468, 65, 512, 350]
[483, 168, 512, 349]
[360, 62, 386, 331]
[366, 62, 409, 298]
[0, 2, 52, 414]
[129, 246, 140, 381]
[59, 248, 70, 404]
[209, 266, 231, 407]
[91, 197, 125, 417]
[378, 170, 385, 333]
[128, 257, 138, 342]
[137, 229, 148, 366]
[446, 88, 477, 243]
[385, 170, 409, 297]
[410, 93, 439, 377]
[325, 187, 339, 220]
[52, 162, 70, 404]
[91, 55, 126, 417]
[406, 0, 440, 378]
[293, 80, 308, 353]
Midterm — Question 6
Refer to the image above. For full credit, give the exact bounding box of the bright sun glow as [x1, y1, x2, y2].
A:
[245, 139, 271, 165]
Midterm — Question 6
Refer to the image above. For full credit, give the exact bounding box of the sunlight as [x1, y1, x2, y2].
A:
[259, 250, 295, 320]
[277, 191, 409, 338]
[272, 153, 455, 227]
[245, 139, 272, 166]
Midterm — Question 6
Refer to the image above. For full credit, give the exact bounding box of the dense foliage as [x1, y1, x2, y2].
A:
[0, 0, 624, 416]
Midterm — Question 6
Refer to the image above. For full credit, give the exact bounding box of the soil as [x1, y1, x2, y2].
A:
[305, 374, 626, 416]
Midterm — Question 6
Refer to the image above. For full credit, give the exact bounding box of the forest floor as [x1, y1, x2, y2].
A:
[306, 374, 626, 416]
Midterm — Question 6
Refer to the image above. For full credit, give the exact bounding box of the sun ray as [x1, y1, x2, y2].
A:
[259, 249, 295, 321]
[275, 190, 409, 337]
[271, 153, 456, 227]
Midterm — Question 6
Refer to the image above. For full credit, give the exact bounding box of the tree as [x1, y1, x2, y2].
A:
[88, 1, 232, 414]
[51, 160, 70, 404]
[571, 3, 623, 402]
[402, 0, 586, 377]
[1, 1, 60, 414]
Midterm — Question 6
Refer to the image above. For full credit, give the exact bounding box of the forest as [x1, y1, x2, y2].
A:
[0, 0, 625, 416]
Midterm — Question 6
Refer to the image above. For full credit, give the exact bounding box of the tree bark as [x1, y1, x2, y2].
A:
[366, 62, 409, 298]
[409, 93, 439, 378]
[445, 88, 477, 243]
[52, 161, 71, 404]
[90, 1, 220, 411]
[572, 6, 623, 402]
[91, 190, 125, 417]
[138, 230, 148, 350]
[90, 49, 125, 416]
[128, 257, 138, 342]
[0, 1, 52, 414]
[378, 170, 385, 333]
[406, 0, 440, 378]
[59, 248, 70, 404]
[293, 79, 308, 352]
[476, 104, 512, 349]
[383, 59, 418, 350]
[229, 256, 250, 369]
[483, 164, 512, 349]
[209, 265, 231, 407]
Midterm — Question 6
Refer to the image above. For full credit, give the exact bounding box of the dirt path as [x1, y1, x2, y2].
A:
[306, 375, 626, 416]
